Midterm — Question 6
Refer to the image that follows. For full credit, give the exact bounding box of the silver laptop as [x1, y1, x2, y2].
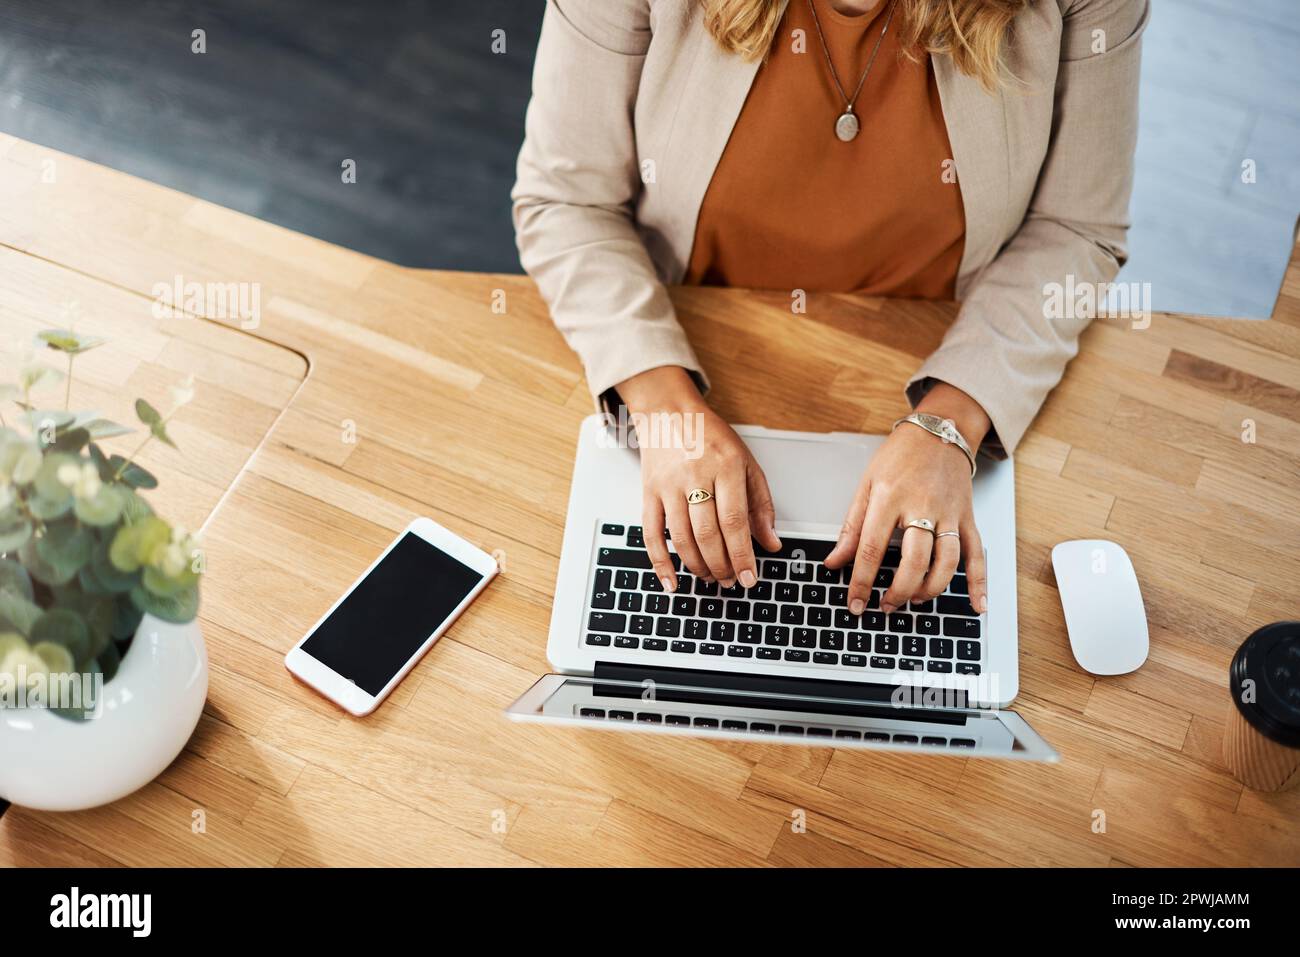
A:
[507, 414, 1057, 762]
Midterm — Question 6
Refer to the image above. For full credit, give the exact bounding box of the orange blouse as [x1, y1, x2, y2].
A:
[684, 0, 965, 298]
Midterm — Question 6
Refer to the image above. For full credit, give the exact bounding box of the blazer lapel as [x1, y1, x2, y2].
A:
[932, 53, 1010, 297]
[656, 0, 791, 282]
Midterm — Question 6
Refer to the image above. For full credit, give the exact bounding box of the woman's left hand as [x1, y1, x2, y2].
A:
[824, 383, 991, 617]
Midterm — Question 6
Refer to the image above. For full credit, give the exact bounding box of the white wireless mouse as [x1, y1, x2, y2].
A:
[1051, 539, 1149, 675]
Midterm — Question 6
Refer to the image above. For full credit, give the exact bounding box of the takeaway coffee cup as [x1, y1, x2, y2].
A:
[1224, 621, 1300, 791]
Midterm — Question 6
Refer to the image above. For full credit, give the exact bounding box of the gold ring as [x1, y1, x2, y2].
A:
[903, 518, 936, 535]
[685, 488, 714, 505]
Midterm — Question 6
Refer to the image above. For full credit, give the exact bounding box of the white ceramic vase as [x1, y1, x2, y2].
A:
[0, 614, 208, 811]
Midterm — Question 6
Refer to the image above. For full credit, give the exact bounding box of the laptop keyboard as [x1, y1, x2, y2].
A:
[585, 521, 983, 676]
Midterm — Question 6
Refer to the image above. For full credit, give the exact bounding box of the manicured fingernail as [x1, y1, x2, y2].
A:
[661, 576, 675, 592]
[976, 595, 987, 613]
[722, 578, 735, 588]
[739, 570, 756, 588]
[881, 601, 896, 614]
[849, 599, 864, 616]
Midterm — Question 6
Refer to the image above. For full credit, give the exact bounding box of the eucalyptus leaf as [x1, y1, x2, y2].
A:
[26, 492, 73, 521]
[109, 516, 169, 573]
[20, 536, 79, 586]
[78, 418, 133, 440]
[0, 437, 42, 485]
[0, 589, 43, 636]
[30, 608, 91, 665]
[75, 483, 125, 526]
[119, 487, 155, 522]
[50, 427, 91, 453]
[135, 399, 162, 428]
[33, 452, 77, 504]
[111, 593, 144, 639]
[37, 328, 106, 355]
[0, 510, 33, 553]
[35, 522, 94, 577]
[84, 540, 140, 594]
[0, 557, 34, 601]
[130, 581, 198, 624]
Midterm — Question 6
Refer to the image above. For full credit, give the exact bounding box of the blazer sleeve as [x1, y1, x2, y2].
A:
[905, 0, 1150, 457]
[512, 0, 708, 408]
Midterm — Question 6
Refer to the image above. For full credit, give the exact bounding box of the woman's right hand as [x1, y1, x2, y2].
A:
[616, 366, 782, 593]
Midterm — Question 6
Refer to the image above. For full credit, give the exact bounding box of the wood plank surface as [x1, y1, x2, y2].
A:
[1, 137, 1298, 867]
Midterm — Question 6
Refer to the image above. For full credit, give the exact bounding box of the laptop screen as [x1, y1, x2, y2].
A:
[507, 675, 1058, 762]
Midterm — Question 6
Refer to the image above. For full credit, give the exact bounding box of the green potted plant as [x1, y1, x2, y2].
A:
[0, 329, 209, 811]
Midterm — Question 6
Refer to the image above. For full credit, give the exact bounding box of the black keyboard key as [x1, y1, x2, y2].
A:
[725, 600, 751, 621]
[762, 559, 786, 580]
[949, 574, 968, 596]
[829, 586, 848, 607]
[785, 649, 811, 662]
[701, 643, 724, 656]
[710, 621, 735, 642]
[942, 617, 982, 638]
[893, 733, 918, 744]
[835, 729, 862, 740]
[928, 637, 954, 658]
[626, 527, 644, 548]
[801, 584, 826, 604]
[751, 723, 776, 734]
[834, 609, 860, 629]
[646, 594, 670, 615]
[778, 725, 805, 735]
[862, 611, 886, 631]
[588, 612, 625, 633]
[765, 625, 790, 646]
[693, 717, 719, 728]
[614, 635, 639, 649]
[684, 618, 707, 640]
[808, 607, 832, 627]
[727, 645, 753, 658]
[958, 640, 980, 660]
[608, 710, 633, 721]
[819, 630, 844, 650]
[641, 572, 663, 592]
[753, 602, 777, 623]
[672, 595, 697, 616]
[875, 634, 899, 655]
[592, 567, 614, 601]
[675, 573, 692, 593]
[618, 591, 643, 612]
[884, 547, 902, 567]
[813, 651, 839, 665]
[903, 635, 925, 656]
[793, 628, 817, 648]
[789, 560, 814, 582]
[779, 604, 805, 625]
[888, 613, 913, 633]
[699, 598, 724, 619]
[899, 657, 924, 671]
[816, 565, 840, 584]
[665, 714, 691, 726]
[757, 647, 780, 660]
[937, 594, 977, 617]
[694, 578, 719, 596]
[807, 727, 833, 737]
[927, 660, 953, 673]
[643, 638, 667, 651]
[630, 615, 653, 635]
[580, 707, 606, 718]
[874, 567, 894, 588]
[917, 614, 940, 635]
[848, 632, 871, 653]
[614, 569, 638, 590]
[601, 523, 625, 536]
[956, 662, 981, 675]
[739, 623, 762, 644]
[841, 653, 867, 667]
[951, 737, 976, 748]
[670, 640, 696, 654]
[598, 548, 653, 569]
[747, 581, 773, 601]
[922, 736, 946, 746]
[870, 655, 896, 669]
[909, 598, 934, 613]
[865, 731, 890, 742]
[637, 712, 662, 724]
[721, 582, 745, 598]
[775, 581, 799, 603]
[585, 633, 611, 646]
[722, 720, 747, 731]
[655, 617, 681, 637]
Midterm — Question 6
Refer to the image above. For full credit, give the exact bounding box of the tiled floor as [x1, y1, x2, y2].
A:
[0, 0, 1295, 315]
[1122, 0, 1300, 317]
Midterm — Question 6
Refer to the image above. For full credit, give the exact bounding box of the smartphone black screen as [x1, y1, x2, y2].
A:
[300, 532, 485, 695]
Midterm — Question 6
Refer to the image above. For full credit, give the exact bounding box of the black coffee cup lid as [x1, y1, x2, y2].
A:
[1230, 621, 1300, 749]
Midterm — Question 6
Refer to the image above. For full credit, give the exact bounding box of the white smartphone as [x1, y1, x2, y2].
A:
[284, 517, 497, 716]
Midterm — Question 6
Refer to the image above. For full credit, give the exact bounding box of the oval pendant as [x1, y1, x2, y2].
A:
[835, 111, 859, 142]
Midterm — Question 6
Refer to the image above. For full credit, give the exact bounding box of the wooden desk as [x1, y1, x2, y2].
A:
[1, 137, 1298, 867]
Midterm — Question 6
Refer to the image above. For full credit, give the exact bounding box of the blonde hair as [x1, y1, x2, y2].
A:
[700, 0, 1028, 91]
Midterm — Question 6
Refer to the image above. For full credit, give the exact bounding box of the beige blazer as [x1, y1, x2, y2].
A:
[512, 0, 1149, 455]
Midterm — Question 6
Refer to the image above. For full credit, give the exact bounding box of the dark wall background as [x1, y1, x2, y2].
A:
[0, 0, 545, 271]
